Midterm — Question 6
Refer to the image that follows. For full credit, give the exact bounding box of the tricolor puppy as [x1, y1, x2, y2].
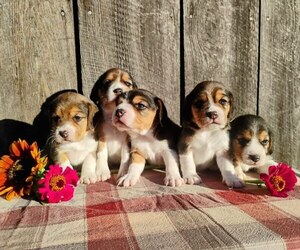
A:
[47, 91, 98, 184]
[112, 89, 183, 187]
[229, 114, 276, 180]
[90, 68, 137, 181]
[178, 81, 242, 187]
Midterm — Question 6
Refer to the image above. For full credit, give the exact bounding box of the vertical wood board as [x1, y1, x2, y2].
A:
[259, 0, 300, 168]
[78, 0, 181, 123]
[0, 0, 77, 124]
[184, 0, 259, 116]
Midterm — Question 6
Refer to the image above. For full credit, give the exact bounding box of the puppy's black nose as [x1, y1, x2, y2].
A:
[206, 111, 218, 119]
[113, 88, 123, 95]
[249, 154, 260, 163]
[115, 108, 125, 118]
[59, 130, 68, 139]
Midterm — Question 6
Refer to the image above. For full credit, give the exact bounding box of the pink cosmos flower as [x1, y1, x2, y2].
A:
[37, 165, 79, 203]
[260, 163, 297, 198]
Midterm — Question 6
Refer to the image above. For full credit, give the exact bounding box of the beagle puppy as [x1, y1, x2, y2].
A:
[47, 91, 98, 184]
[112, 89, 183, 187]
[229, 114, 276, 181]
[178, 81, 243, 187]
[90, 68, 137, 181]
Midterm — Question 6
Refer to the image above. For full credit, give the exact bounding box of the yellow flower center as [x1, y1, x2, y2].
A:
[271, 175, 286, 192]
[50, 175, 66, 191]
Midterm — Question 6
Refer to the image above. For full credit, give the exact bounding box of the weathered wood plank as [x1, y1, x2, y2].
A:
[184, 0, 259, 116]
[259, 1, 300, 169]
[78, 0, 181, 123]
[0, 0, 77, 124]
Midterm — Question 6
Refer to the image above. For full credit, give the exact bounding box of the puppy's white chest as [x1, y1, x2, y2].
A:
[103, 123, 127, 164]
[132, 137, 167, 165]
[191, 129, 229, 168]
[59, 133, 97, 166]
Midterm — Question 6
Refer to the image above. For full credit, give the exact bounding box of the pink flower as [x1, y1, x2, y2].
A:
[37, 165, 79, 203]
[260, 163, 297, 198]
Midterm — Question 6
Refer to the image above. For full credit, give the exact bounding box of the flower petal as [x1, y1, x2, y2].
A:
[60, 185, 75, 201]
[0, 186, 13, 195]
[6, 189, 19, 201]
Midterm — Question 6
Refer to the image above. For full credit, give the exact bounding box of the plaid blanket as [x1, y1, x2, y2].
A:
[1, 169, 300, 250]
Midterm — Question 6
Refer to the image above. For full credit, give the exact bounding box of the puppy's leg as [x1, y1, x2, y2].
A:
[258, 157, 277, 174]
[117, 150, 145, 187]
[80, 152, 97, 184]
[216, 151, 244, 188]
[179, 152, 202, 184]
[55, 152, 72, 170]
[117, 144, 130, 178]
[234, 165, 247, 181]
[96, 141, 111, 181]
[162, 150, 184, 187]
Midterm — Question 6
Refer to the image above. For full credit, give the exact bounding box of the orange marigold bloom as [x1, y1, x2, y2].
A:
[0, 139, 47, 201]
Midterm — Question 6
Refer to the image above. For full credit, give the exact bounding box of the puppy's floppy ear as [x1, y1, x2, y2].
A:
[155, 97, 168, 127]
[267, 129, 274, 155]
[86, 101, 99, 130]
[90, 80, 101, 106]
[132, 81, 138, 89]
[226, 90, 234, 119]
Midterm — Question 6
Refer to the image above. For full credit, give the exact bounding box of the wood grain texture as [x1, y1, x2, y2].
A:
[184, 0, 259, 116]
[0, 0, 77, 124]
[78, 0, 181, 123]
[259, 1, 300, 169]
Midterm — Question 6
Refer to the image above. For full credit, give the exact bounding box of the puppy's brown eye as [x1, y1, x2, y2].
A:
[104, 79, 112, 85]
[238, 138, 249, 146]
[73, 115, 83, 122]
[52, 115, 60, 123]
[219, 99, 228, 105]
[135, 103, 147, 110]
[124, 81, 132, 87]
[261, 139, 269, 146]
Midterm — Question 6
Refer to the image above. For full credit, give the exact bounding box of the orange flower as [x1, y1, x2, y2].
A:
[0, 139, 47, 200]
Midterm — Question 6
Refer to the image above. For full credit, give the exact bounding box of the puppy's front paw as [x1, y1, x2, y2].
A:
[117, 174, 140, 187]
[96, 168, 111, 182]
[80, 172, 97, 184]
[223, 174, 244, 188]
[183, 173, 202, 185]
[164, 175, 184, 187]
[96, 161, 111, 181]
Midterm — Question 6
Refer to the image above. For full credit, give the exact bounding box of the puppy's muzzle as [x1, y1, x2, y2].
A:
[113, 88, 123, 95]
[115, 108, 126, 118]
[59, 130, 69, 139]
[248, 154, 260, 163]
[206, 111, 218, 120]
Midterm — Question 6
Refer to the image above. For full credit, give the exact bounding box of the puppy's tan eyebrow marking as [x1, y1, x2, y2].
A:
[132, 96, 149, 106]
[239, 130, 253, 140]
[258, 130, 269, 141]
[214, 89, 228, 101]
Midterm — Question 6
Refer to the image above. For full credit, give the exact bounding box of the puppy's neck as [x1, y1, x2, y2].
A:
[128, 128, 153, 140]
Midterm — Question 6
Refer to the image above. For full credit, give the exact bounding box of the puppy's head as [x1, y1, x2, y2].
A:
[230, 114, 273, 167]
[48, 92, 98, 144]
[183, 81, 234, 130]
[112, 89, 167, 135]
[90, 68, 137, 117]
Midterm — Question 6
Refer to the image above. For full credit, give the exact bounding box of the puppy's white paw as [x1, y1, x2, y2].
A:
[95, 160, 111, 182]
[117, 174, 140, 187]
[236, 172, 247, 181]
[80, 173, 97, 184]
[183, 173, 202, 185]
[164, 175, 184, 187]
[223, 174, 244, 188]
[117, 163, 129, 179]
[96, 168, 111, 182]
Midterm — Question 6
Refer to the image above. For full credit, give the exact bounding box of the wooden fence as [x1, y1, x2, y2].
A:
[0, 0, 299, 169]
